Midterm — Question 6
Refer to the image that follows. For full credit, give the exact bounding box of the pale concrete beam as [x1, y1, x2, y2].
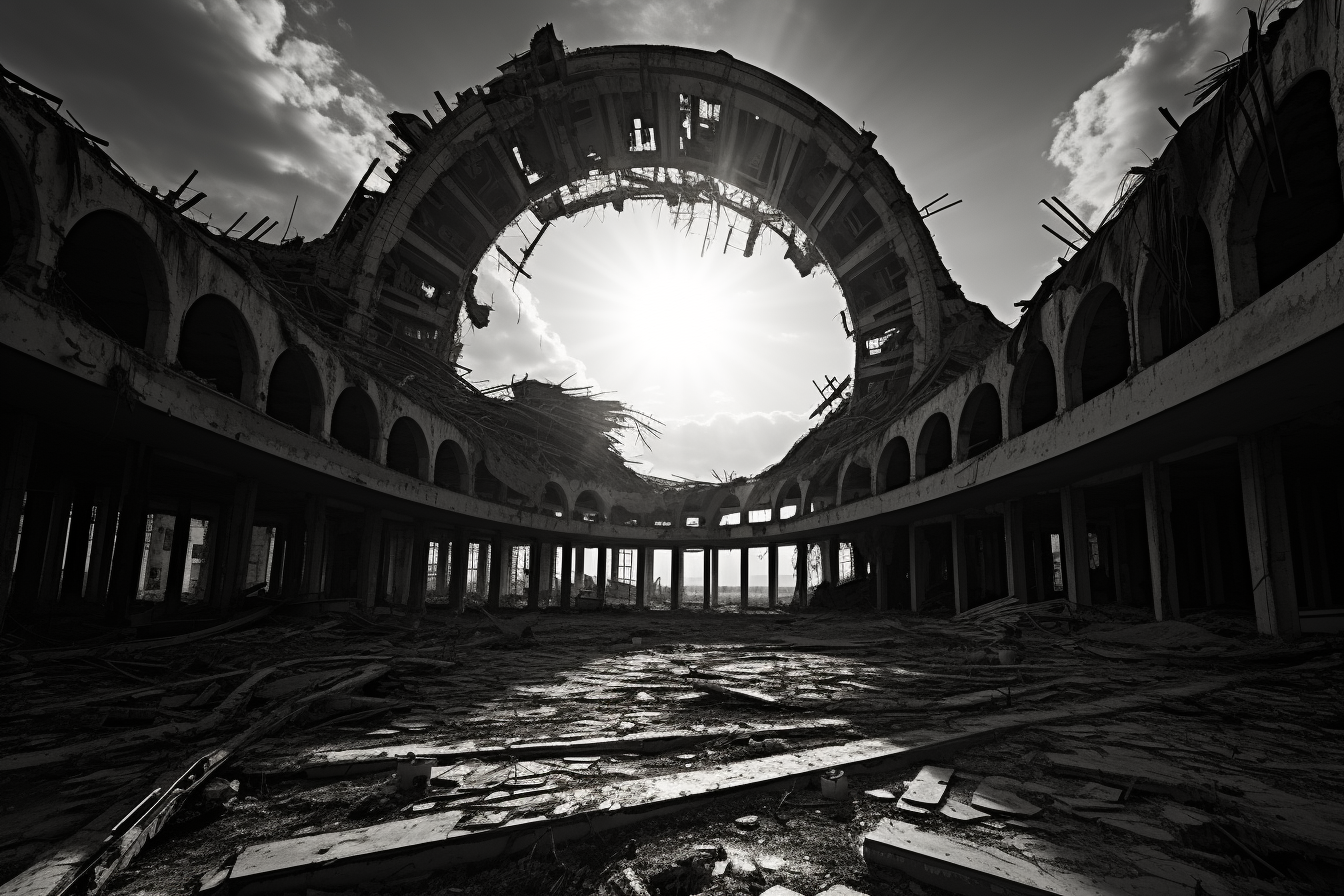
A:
[768, 544, 779, 609]
[1141, 463, 1175, 620]
[1238, 435, 1300, 638]
[951, 516, 968, 614]
[1003, 500, 1028, 601]
[559, 541, 573, 610]
[487, 533, 504, 608]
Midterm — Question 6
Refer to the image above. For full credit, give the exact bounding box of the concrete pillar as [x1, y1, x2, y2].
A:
[475, 538, 491, 600]
[635, 546, 649, 608]
[951, 516, 969, 614]
[794, 541, 808, 607]
[162, 496, 193, 612]
[83, 486, 114, 606]
[559, 542, 573, 609]
[281, 512, 306, 601]
[0, 416, 36, 627]
[1238, 435, 1300, 638]
[908, 526, 924, 612]
[768, 544, 779, 609]
[1003, 500, 1028, 601]
[408, 522, 429, 612]
[1141, 463, 1176, 620]
[740, 546, 750, 609]
[106, 445, 151, 621]
[487, 533, 503, 608]
[527, 540, 542, 609]
[574, 544, 586, 600]
[353, 507, 383, 610]
[708, 548, 718, 608]
[1059, 486, 1092, 607]
[671, 546, 683, 610]
[59, 488, 94, 604]
[267, 526, 287, 598]
[300, 495, 328, 601]
[37, 477, 73, 609]
[449, 532, 469, 612]
[596, 544, 608, 605]
[822, 538, 838, 584]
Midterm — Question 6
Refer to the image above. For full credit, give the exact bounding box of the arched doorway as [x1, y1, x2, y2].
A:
[266, 349, 324, 434]
[1066, 285, 1130, 406]
[330, 387, 379, 458]
[386, 417, 429, 479]
[839, 460, 872, 503]
[574, 490, 605, 523]
[878, 438, 911, 491]
[1008, 342, 1058, 436]
[434, 440, 467, 491]
[178, 295, 257, 401]
[916, 413, 952, 476]
[55, 210, 167, 351]
[957, 384, 1002, 460]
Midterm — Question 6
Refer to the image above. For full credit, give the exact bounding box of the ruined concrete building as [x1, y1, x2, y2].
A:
[2, 3, 1344, 895]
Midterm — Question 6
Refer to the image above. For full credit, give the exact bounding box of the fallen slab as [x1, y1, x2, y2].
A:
[228, 678, 1234, 896]
[864, 818, 1131, 896]
[304, 721, 846, 778]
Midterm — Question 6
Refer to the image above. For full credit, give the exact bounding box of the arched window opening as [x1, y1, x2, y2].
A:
[777, 482, 802, 520]
[1256, 71, 1344, 296]
[55, 210, 167, 350]
[1162, 218, 1220, 356]
[611, 505, 640, 526]
[840, 460, 872, 503]
[916, 413, 952, 476]
[474, 461, 503, 501]
[716, 495, 742, 526]
[433, 441, 467, 491]
[958, 385, 1002, 460]
[878, 438, 911, 491]
[574, 490, 605, 523]
[1068, 285, 1130, 406]
[266, 349, 323, 434]
[330, 387, 378, 458]
[808, 469, 838, 513]
[386, 417, 428, 479]
[540, 482, 568, 517]
[178, 295, 256, 401]
[1010, 343, 1058, 436]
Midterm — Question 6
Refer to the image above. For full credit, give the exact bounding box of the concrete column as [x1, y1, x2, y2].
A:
[37, 477, 73, 609]
[708, 548, 719, 607]
[635, 546, 649, 608]
[671, 546, 683, 610]
[83, 486, 114, 606]
[353, 507, 383, 610]
[12, 485, 55, 617]
[1003, 500, 1028, 601]
[300, 495, 328, 601]
[596, 544, 608, 605]
[768, 544, 779, 609]
[1059, 486, 1092, 607]
[281, 512, 306, 601]
[475, 538, 491, 601]
[874, 551, 889, 611]
[740, 546, 750, 609]
[1141, 463, 1175, 620]
[0, 415, 36, 628]
[449, 533, 469, 613]
[794, 541, 808, 607]
[162, 496, 193, 612]
[560, 542, 573, 609]
[950, 516, 969, 614]
[574, 545, 586, 600]
[59, 488, 94, 604]
[267, 526, 288, 598]
[908, 526, 924, 612]
[487, 533, 503, 608]
[106, 445, 151, 622]
[1238, 435, 1300, 638]
[408, 523, 429, 612]
[822, 538, 838, 584]
[527, 540, 542, 609]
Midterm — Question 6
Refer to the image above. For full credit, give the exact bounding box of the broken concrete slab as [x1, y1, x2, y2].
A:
[901, 765, 953, 807]
[971, 778, 1042, 817]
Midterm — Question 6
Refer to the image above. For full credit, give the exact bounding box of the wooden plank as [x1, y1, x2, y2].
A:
[16, 604, 277, 661]
[231, 813, 463, 884]
[864, 819, 1129, 896]
[901, 766, 953, 807]
[971, 778, 1041, 817]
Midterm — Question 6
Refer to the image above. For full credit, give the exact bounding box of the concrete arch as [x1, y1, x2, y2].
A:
[1007, 341, 1058, 437]
[876, 436, 911, 491]
[714, 493, 743, 526]
[915, 412, 952, 477]
[55, 209, 170, 355]
[1135, 215, 1220, 365]
[330, 386, 380, 459]
[265, 348, 325, 435]
[386, 416, 430, 479]
[1064, 283, 1131, 408]
[573, 489, 606, 523]
[343, 26, 962, 399]
[1227, 69, 1344, 307]
[177, 294, 260, 403]
[540, 481, 569, 517]
[473, 459, 504, 501]
[0, 121, 38, 276]
[957, 383, 1002, 460]
[610, 505, 640, 526]
[774, 481, 804, 520]
[838, 456, 873, 504]
[433, 439, 469, 491]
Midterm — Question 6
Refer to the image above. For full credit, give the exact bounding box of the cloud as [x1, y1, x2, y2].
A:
[1048, 0, 1248, 224]
[0, 0, 388, 241]
[459, 261, 594, 388]
[623, 410, 812, 480]
[577, 0, 727, 41]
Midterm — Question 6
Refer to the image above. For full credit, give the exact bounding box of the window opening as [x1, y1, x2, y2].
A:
[629, 117, 657, 152]
[616, 549, 635, 585]
[837, 542, 854, 583]
[748, 508, 771, 523]
[1049, 533, 1064, 591]
[719, 511, 741, 526]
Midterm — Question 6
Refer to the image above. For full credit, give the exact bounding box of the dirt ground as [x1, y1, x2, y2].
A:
[2, 604, 1342, 896]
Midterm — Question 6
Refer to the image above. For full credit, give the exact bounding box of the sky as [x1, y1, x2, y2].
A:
[0, 0, 1258, 479]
